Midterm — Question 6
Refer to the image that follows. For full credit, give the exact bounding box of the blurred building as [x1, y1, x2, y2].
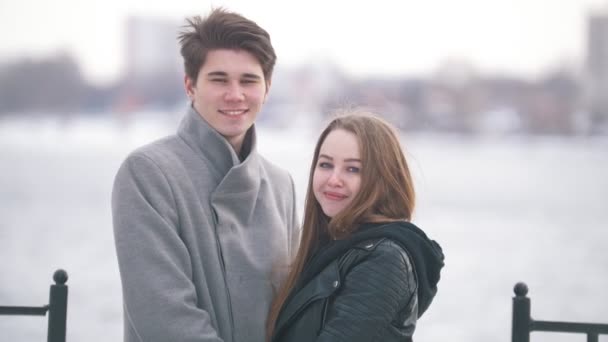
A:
[585, 9, 608, 132]
[116, 16, 184, 112]
[125, 16, 182, 78]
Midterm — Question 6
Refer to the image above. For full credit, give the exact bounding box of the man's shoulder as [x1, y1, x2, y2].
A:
[115, 135, 192, 181]
[124, 134, 183, 166]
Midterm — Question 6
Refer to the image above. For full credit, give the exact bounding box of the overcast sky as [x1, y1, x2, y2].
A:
[0, 0, 606, 85]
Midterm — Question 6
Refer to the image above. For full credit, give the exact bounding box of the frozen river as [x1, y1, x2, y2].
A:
[1, 114, 607, 342]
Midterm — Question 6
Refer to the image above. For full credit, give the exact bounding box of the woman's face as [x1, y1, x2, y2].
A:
[312, 129, 362, 218]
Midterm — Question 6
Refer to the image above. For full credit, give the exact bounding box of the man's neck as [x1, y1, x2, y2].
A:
[229, 129, 253, 162]
[228, 136, 244, 158]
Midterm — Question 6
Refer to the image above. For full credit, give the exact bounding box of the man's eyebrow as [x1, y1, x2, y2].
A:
[206, 71, 228, 77]
[205, 71, 262, 80]
[241, 73, 262, 80]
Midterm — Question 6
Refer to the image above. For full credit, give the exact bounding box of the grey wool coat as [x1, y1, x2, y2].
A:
[112, 107, 300, 342]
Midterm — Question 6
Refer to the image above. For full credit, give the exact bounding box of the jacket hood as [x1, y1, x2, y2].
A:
[298, 221, 444, 317]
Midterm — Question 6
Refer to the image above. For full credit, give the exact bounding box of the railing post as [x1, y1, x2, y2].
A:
[512, 282, 531, 342]
[47, 269, 68, 342]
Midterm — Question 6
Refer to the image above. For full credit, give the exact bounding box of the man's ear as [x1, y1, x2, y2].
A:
[264, 79, 272, 100]
[184, 75, 195, 99]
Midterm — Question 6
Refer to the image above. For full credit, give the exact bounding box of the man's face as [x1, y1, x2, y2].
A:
[185, 49, 269, 152]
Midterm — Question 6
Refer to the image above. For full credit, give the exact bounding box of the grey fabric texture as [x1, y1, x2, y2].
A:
[112, 107, 299, 342]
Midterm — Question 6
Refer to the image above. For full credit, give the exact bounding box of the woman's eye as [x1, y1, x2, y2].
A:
[347, 166, 360, 173]
[318, 162, 332, 169]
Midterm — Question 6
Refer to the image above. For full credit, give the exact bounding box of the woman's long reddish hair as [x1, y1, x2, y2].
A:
[266, 109, 416, 340]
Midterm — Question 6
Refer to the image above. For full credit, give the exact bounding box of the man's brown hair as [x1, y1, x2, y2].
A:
[178, 8, 277, 84]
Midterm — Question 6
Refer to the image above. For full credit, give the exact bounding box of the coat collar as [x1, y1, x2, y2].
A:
[177, 106, 262, 227]
[177, 105, 258, 176]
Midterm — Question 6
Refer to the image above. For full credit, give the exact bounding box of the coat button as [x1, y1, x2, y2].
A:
[333, 280, 339, 288]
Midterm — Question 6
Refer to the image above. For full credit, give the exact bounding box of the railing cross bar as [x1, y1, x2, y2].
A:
[0, 305, 49, 316]
[532, 320, 608, 334]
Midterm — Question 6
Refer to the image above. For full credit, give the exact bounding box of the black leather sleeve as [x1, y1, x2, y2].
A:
[316, 240, 418, 342]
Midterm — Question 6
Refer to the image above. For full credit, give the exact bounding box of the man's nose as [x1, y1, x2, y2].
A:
[224, 82, 245, 101]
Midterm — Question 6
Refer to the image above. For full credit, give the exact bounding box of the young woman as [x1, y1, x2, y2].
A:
[267, 110, 445, 342]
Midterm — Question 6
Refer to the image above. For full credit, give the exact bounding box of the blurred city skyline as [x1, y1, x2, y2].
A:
[1, 0, 607, 85]
[1, 0, 608, 135]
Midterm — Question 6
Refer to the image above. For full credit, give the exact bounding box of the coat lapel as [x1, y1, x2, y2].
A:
[273, 261, 341, 340]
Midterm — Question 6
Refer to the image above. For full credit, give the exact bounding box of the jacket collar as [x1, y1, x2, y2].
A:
[288, 221, 444, 318]
[177, 106, 262, 227]
[273, 261, 340, 340]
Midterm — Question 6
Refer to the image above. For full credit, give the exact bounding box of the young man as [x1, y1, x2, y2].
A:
[112, 8, 299, 342]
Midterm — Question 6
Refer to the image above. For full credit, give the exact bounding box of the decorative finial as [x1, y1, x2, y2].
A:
[53, 269, 68, 285]
[514, 282, 528, 296]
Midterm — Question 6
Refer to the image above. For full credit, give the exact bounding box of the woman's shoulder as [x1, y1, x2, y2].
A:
[340, 237, 414, 274]
[352, 237, 410, 257]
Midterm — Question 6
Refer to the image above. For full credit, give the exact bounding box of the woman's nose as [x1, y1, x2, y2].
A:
[327, 171, 343, 187]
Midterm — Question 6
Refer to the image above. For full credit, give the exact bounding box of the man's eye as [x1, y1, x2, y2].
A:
[211, 79, 227, 83]
[241, 79, 257, 84]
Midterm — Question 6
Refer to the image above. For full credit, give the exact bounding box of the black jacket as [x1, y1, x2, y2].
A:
[271, 221, 444, 342]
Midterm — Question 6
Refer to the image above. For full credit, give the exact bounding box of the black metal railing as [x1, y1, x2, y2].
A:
[512, 282, 608, 342]
[0, 269, 69, 342]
